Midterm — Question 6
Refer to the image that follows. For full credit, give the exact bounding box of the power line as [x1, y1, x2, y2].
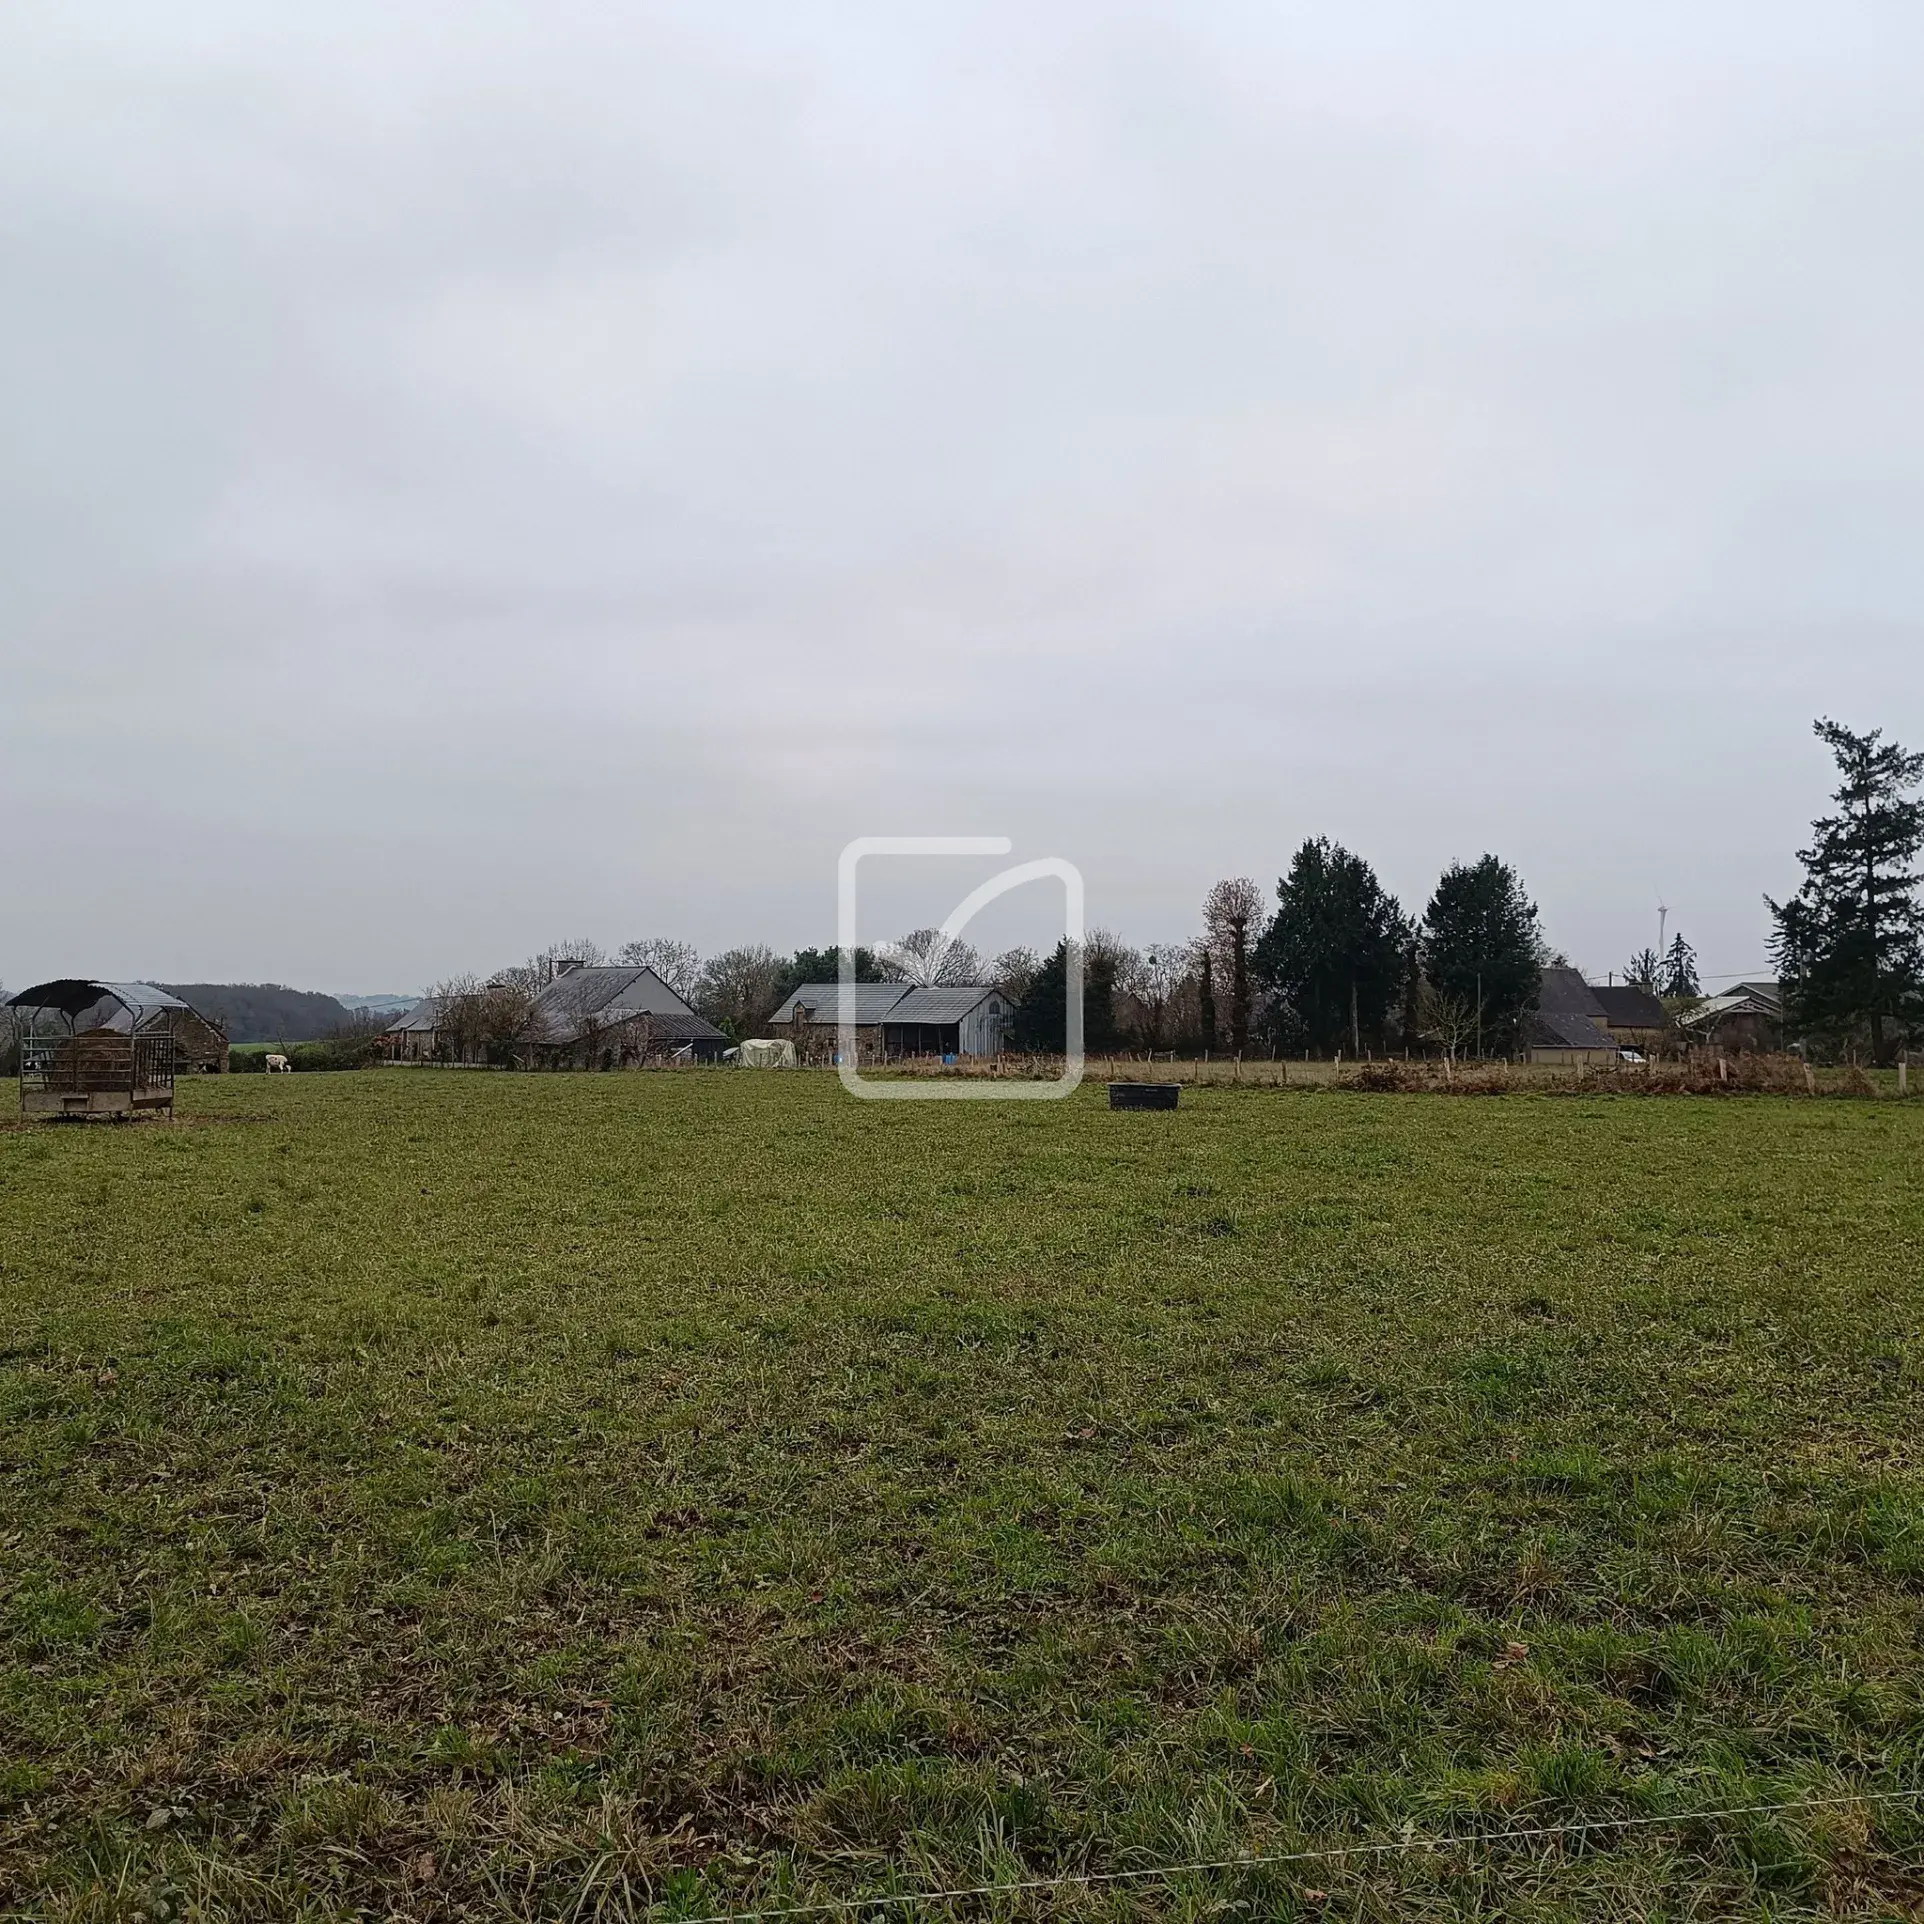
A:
[689, 1786, 1923, 1921]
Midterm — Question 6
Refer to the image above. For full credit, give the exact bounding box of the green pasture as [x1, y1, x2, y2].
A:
[2, 1071, 1921, 1919]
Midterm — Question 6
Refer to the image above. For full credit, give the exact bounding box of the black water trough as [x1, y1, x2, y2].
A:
[1109, 1081, 1179, 1110]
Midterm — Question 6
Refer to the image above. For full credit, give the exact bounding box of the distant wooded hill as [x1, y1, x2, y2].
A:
[158, 984, 360, 1045]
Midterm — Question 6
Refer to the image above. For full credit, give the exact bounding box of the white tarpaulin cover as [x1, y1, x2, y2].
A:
[738, 1038, 795, 1069]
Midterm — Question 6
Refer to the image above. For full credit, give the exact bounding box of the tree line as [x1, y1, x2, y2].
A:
[414, 716, 1922, 1066]
[1003, 849, 1548, 1058]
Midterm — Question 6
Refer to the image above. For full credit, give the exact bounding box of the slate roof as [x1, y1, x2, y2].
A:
[1590, 983, 1668, 1030]
[626, 1010, 729, 1043]
[1536, 966, 1609, 1021]
[1526, 1009, 1619, 1053]
[385, 997, 444, 1034]
[771, 982, 912, 1026]
[532, 966, 725, 1044]
[886, 985, 1009, 1023]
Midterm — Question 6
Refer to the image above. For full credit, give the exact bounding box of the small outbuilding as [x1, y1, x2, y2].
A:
[769, 981, 1016, 1063]
[1677, 981, 1783, 1055]
[882, 984, 1016, 1058]
[5, 979, 228, 1117]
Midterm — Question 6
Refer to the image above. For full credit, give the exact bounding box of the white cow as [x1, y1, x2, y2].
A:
[265, 1053, 292, 1074]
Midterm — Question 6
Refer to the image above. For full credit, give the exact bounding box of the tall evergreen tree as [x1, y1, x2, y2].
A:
[1659, 934, 1700, 1000]
[1769, 718, 1924, 1062]
[1420, 856, 1542, 1056]
[1013, 941, 1066, 1051]
[773, 946, 886, 1007]
[1010, 940, 1119, 1053]
[1196, 946, 1217, 1051]
[1251, 839, 1410, 1055]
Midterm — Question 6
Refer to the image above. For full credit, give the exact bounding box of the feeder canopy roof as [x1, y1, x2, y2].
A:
[5, 980, 191, 1032]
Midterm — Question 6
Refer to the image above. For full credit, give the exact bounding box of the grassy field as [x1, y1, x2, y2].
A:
[2, 1070, 1922, 1921]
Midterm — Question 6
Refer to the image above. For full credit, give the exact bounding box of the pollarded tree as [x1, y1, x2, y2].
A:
[1203, 878, 1265, 1054]
[1769, 718, 1924, 1063]
[1252, 839, 1410, 1056]
[1420, 855, 1542, 1057]
[1626, 947, 1662, 992]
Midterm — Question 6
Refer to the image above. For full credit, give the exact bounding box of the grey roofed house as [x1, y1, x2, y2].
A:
[1527, 965, 1637, 1060]
[532, 963, 708, 1034]
[530, 963, 728, 1055]
[1589, 983, 1668, 1032]
[385, 997, 443, 1034]
[382, 995, 447, 1062]
[1536, 965, 1610, 1021]
[1524, 1008, 1620, 1059]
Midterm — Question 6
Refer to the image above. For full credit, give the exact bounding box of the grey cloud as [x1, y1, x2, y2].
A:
[3, 1, 1922, 991]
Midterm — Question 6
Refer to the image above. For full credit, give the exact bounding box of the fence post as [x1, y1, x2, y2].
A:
[1803, 1062, 1816, 1095]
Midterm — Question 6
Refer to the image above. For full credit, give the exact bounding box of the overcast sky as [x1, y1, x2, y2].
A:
[4, 2, 1922, 995]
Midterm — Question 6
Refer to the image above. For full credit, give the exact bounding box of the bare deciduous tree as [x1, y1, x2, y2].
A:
[695, 945, 784, 1038]
[1122, 942, 1190, 1051]
[1204, 877, 1265, 1054]
[988, 947, 1040, 1004]
[530, 937, 607, 984]
[1414, 977, 1482, 1064]
[617, 938, 702, 1000]
[477, 974, 547, 1065]
[877, 927, 984, 986]
[425, 971, 545, 1066]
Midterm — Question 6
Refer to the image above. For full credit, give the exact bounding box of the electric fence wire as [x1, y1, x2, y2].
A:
[692, 1785, 1924, 1921]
